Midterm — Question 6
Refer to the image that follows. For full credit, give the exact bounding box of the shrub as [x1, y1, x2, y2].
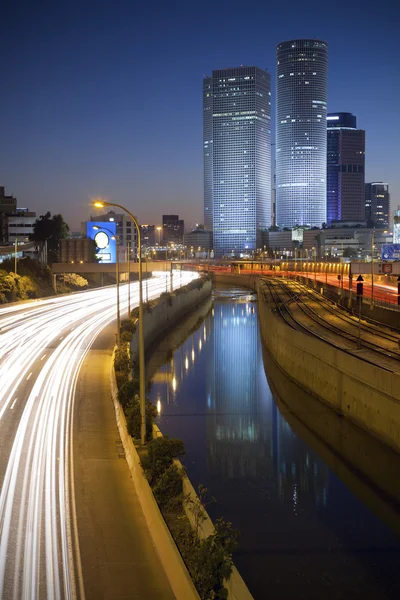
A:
[189, 518, 238, 600]
[121, 330, 133, 343]
[60, 273, 88, 288]
[118, 378, 140, 408]
[121, 318, 136, 335]
[130, 307, 139, 319]
[153, 464, 183, 509]
[141, 436, 185, 485]
[114, 342, 131, 376]
[126, 397, 157, 442]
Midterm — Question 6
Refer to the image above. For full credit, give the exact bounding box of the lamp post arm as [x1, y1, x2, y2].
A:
[99, 201, 145, 445]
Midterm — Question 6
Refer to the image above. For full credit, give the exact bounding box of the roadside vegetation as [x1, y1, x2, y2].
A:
[113, 274, 238, 599]
[0, 257, 89, 303]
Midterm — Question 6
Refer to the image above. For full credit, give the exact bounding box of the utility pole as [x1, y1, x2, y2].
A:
[14, 238, 18, 274]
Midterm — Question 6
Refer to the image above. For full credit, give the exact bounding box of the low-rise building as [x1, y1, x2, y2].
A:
[183, 226, 213, 253]
[6, 209, 37, 243]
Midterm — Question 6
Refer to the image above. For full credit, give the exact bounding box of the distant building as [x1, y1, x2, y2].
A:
[162, 215, 184, 244]
[327, 113, 365, 224]
[276, 40, 328, 228]
[393, 209, 400, 244]
[204, 66, 271, 256]
[0, 186, 18, 242]
[60, 238, 97, 263]
[262, 226, 391, 260]
[183, 226, 213, 252]
[6, 209, 37, 243]
[365, 182, 390, 228]
[140, 224, 156, 247]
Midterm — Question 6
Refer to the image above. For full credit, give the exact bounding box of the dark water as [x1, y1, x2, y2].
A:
[148, 287, 400, 600]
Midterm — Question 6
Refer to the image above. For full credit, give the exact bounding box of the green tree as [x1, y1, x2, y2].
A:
[30, 212, 69, 263]
[342, 246, 358, 258]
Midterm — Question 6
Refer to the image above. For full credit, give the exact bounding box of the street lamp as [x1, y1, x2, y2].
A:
[156, 226, 162, 247]
[14, 237, 18, 275]
[371, 229, 387, 307]
[93, 226, 120, 345]
[93, 199, 146, 446]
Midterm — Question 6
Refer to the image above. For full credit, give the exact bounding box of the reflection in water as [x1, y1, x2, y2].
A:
[149, 288, 400, 600]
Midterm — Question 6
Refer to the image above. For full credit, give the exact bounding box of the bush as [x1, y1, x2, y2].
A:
[130, 307, 139, 319]
[153, 465, 183, 509]
[126, 397, 157, 442]
[118, 378, 139, 408]
[121, 330, 133, 343]
[187, 519, 239, 600]
[114, 342, 131, 376]
[60, 273, 88, 288]
[141, 436, 185, 485]
[121, 319, 136, 335]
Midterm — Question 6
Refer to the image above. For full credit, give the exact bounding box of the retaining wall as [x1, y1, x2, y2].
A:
[258, 280, 400, 453]
[110, 353, 200, 600]
[131, 279, 212, 362]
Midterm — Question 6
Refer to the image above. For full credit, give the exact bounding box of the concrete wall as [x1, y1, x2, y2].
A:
[110, 353, 200, 600]
[213, 273, 259, 291]
[257, 280, 400, 453]
[131, 279, 212, 362]
[263, 345, 400, 537]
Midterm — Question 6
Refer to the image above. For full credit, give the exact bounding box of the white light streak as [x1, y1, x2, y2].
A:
[0, 270, 199, 598]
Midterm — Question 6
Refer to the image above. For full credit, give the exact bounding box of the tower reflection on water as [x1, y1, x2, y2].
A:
[205, 296, 328, 511]
[151, 290, 329, 514]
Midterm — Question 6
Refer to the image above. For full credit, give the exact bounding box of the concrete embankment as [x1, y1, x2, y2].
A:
[131, 278, 212, 362]
[262, 345, 400, 537]
[257, 279, 400, 453]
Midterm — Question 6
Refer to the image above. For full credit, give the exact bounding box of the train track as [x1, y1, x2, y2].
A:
[262, 278, 400, 373]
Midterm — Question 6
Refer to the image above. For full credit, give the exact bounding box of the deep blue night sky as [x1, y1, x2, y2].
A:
[0, 0, 398, 231]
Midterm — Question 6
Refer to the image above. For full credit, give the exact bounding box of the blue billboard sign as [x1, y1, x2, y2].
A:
[381, 244, 400, 260]
[86, 221, 117, 263]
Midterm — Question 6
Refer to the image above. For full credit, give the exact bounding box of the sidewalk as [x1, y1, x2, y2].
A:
[73, 324, 175, 600]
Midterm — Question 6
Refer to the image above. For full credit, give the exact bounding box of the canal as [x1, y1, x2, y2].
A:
[148, 287, 400, 600]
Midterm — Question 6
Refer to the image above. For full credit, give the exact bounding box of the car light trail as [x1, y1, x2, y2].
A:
[0, 271, 199, 599]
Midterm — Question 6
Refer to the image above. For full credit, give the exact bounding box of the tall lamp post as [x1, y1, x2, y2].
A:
[93, 226, 120, 344]
[14, 238, 18, 275]
[93, 200, 146, 446]
[127, 240, 131, 317]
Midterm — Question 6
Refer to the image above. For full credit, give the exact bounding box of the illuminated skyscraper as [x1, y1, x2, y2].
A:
[327, 112, 365, 224]
[365, 182, 390, 228]
[276, 40, 328, 228]
[203, 67, 271, 257]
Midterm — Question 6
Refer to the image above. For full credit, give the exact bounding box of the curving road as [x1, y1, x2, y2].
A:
[0, 271, 198, 599]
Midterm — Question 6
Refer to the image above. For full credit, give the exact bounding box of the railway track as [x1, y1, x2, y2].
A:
[262, 278, 400, 373]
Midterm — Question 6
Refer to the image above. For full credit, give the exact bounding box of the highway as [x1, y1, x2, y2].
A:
[0, 271, 198, 599]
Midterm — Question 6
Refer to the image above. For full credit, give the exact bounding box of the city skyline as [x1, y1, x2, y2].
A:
[0, 0, 398, 231]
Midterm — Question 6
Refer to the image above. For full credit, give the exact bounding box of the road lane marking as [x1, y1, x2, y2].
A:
[60, 336, 64, 340]
[10, 398, 18, 410]
[40, 354, 46, 361]
[26, 372, 32, 381]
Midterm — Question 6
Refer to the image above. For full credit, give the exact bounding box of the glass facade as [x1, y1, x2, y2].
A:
[327, 113, 365, 224]
[365, 182, 391, 228]
[276, 40, 328, 228]
[203, 67, 271, 257]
